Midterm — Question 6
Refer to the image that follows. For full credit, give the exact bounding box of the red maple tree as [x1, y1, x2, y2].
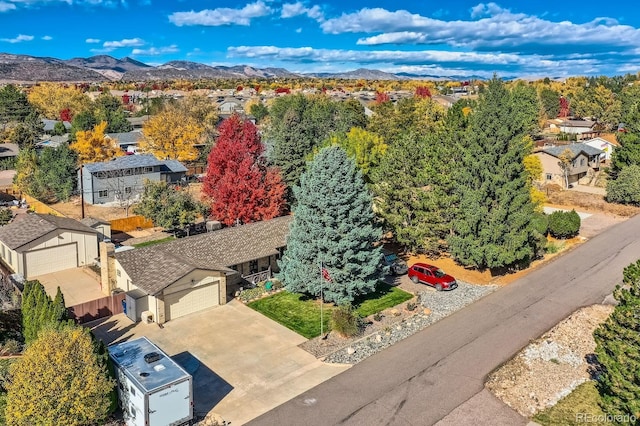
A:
[203, 115, 287, 226]
[59, 108, 73, 122]
[375, 91, 390, 104]
[559, 96, 570, 118]
[415, 86, 432, 98]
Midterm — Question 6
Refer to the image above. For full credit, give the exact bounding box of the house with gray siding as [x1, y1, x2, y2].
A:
[79, 154, 187, 205]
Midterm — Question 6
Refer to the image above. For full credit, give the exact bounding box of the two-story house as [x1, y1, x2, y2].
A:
[79, 154, 187, 205]
[534, 143, 603, 187]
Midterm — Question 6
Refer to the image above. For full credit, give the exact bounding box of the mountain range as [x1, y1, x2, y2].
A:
[0, 53, 496, 82]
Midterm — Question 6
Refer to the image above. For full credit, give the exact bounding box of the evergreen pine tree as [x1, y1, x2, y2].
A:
[593, 259, 640, 418]
[609, 104, 640, 180]
[277, 146, 383, 304]
[52, 286, 67, 322]
[448, 77, 539, 270]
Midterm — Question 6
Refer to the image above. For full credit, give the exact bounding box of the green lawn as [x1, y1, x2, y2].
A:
[533, 381, 607, 426]
[248, 283, 413, 339]
[132, 237, 175, 248]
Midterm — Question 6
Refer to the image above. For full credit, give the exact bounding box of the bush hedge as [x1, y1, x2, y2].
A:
[548, 210, 581, 239]
[330, 304, 360, 337]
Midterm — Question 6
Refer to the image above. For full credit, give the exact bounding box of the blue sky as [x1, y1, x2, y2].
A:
[1, 0, 639, 77]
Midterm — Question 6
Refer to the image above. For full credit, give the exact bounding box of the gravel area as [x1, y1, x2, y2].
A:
[485, 304, 614, 417]
[301, 281, 498, 365]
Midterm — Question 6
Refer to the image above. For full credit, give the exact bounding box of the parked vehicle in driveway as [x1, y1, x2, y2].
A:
[380, 249, 408, 275]
[408, 263, 458, 291]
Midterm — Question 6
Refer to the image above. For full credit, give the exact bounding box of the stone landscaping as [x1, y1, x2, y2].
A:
[300, 281, 498, 364]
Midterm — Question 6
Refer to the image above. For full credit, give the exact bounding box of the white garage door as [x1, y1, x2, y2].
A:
[164, 283, 219, 321]
[25, 244, 78, 278]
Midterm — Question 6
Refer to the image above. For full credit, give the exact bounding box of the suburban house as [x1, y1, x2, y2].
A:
[0, 213, 98, 279]
[108, 215, 292, 323]
[106, 130, 143, 154]
[79, 154, 187, 205]
[41, 119, 71, 133]
[217, 98, 245, 115]
[583, 136, 618, 161]
[559, 119, 596, 139]
[534, 143, 604, 187]
[0, 143, 19, 160]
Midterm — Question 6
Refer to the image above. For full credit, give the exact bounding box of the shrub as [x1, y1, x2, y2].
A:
[0, 208, 12, 226]
[606, 165, 640, 205]
[406, 301, 417, 311]
[545, 241, 563, 254]
[548, 210, 580, 239]
[330, 304, 360, 337]
[373, 312, 383, 322]
[0, 339, 22, 356]
[531, 211, 549, 236]
[238, 287, 265, 302]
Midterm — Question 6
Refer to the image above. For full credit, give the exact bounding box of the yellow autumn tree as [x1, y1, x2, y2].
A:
[140, 108, 204, 161]
[70, 121, 123, 164]
[524, 153, 546, 210]
[319, 127, 387, 181]
[27, 83, 91, 120]
[5, 325, 115, 426]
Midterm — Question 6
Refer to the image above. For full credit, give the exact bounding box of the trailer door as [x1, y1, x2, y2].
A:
[148, 379, 192, 426]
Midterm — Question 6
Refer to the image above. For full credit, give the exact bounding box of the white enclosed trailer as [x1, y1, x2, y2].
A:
[109, 337, 193, 426]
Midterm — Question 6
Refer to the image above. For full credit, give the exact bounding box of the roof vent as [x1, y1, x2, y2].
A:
[144, 352, 162, 364]
[153, 364, 166, 372]
[139, 372, 150, 378]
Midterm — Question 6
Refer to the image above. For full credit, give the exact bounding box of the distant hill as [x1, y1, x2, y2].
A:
[0, 53, 105, 82]
[0, 53, 488, 82]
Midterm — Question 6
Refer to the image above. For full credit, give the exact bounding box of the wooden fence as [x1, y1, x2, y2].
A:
[22, 194, 65, 216]
[67, 293, 126, 324]
[110, 215, 154, 233]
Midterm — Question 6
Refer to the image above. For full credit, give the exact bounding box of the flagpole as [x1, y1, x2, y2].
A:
[320, 261, 323, 336]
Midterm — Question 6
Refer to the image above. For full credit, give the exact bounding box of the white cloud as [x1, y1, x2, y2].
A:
[41, 35, 52, 40]
[131, 45, 179, 56]
[319, 4, 640, 56]
[0, 2, 16, 12]
[295, 27, 302, 33]
[226, 45, 615, 77]
[0, 34, 34, 43]
[85, 38, 101, 43]
[103, 37, 144, 48]
[281, 2, 323, 21]
[169, 1, 272, 27]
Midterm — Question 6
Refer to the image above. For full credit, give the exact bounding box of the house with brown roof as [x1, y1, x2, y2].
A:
[111, 215, 292, 323]
[0, 213, 98, 279]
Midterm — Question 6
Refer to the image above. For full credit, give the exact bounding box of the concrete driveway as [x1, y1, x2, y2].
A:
[90, 300, 349, 425]
[34, 267, 104, 306]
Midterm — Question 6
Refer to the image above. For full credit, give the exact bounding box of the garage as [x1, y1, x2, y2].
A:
[164, 282, 220, 321]
[25, 243, 78, 278]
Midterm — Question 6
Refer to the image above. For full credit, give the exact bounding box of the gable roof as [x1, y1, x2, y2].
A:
[0, 213, 97, 251]
[560, 119, 596, 128]
[83, 154, 187, 174]
[106, 130, 143, 145]
[115, 215, 293, 295]
[542, 143, 603, 159]
[0, 143, 19, 158]
[80, 217, 110, 228]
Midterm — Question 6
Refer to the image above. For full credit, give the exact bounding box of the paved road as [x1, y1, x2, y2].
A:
[250, 214, 640, 426]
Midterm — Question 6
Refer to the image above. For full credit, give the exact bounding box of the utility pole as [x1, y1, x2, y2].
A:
[79, 165, 85, 219]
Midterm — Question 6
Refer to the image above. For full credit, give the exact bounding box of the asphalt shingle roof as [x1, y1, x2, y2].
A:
[115, 215, 293, 295]
[106, 131, 143, 145]
[84, 154, 167, 173]
[0, 214, 97, 251]
[543, 143, 603, 159]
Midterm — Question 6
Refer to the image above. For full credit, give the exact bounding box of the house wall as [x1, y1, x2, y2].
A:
[535, 151, 593, 186]
[226, 254, 280, 288]
[88, 172, 157, 205]
[585, 139, 614, 161]
[21, 230, 98, 267]
[0, 242, 20, 275]
[560, 125, 593, 134]
[114, 261, 139, 292]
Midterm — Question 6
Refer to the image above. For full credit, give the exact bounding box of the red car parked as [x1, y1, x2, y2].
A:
[408, 263, 458, 291]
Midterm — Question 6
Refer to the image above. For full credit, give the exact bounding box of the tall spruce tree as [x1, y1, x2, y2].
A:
[448, 77, 539, 270]
[277, 146, 383, 304]
[266, 94, 365, 202]
[609, 103, 640, 180]
[593, 259, 640, 418]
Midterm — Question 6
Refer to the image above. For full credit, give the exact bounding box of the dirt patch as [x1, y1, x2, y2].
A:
[48, 196, 132, 221]
[546, 188, 640, 217]
[486, 304, 613, 417]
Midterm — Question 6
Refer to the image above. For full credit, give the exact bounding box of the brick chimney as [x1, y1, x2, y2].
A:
[99, 242, 116, 295]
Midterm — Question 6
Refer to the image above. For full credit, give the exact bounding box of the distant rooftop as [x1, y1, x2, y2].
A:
[543, 142, 603, 158]
[83, 154, 186, 174]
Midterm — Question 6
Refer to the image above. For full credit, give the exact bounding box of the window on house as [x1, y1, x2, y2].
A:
[144, 167, 153, 173]
[249, 259, 259, 274]
[546, 173, 552, 180]
[117, 270, 121, 277]
[130, 386, 136, 396]
[571, 160, 577, 168]
[125, 187, 132, 194]
[580, 158, 585, 166]
[8, 251, 11, 264]
[98, 190, 108, 198]
[230, 265, 238, 271]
